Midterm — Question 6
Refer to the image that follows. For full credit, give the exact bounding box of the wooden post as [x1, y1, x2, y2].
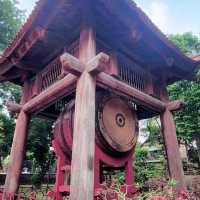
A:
[3, 82, 31, 199]
[160, 84, 185, 190]
[70, 3, 96, 200]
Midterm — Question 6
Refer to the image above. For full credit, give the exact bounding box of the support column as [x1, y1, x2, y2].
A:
[70, 3, 96, 199]
[160, 84, 185, 190]
[3, 82, 30, 199]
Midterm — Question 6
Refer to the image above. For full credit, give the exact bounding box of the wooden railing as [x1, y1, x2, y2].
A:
[30, 40, 79, 98]
[119, 64, 146, 92]
[41, 57, 62, 92]
[30, 40, 160, 101]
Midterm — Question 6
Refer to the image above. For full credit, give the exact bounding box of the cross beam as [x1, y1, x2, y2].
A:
[97, 72, 166, 112]
[60, 52, 109, 76]
[60, 52, 185, 113]
[5, 52, 184, 115]
[23, 74, 77, 113]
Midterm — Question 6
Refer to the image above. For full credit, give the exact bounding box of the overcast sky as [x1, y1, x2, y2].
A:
[17, 0, 200, 36]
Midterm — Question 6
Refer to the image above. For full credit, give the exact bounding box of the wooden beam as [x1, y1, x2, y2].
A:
[97, 72, 166, 112]
[70, 2, 96, 199]
[23, 74, 77, 113]
[0, 28, 46, 78]
[160, 84, 185, 190]
[108, 52, 119, 77]
[14, 61, 39, 73]
[60, 53, 84, 76]
[14, 28, 46, 61]
[3, 111, 29, 199]
[60, 52, 109, 77]
[6, 102, 22, 113]
[160, 109, 185, 190]
[167, 100, 184, 111]
[87, 52, 110, 75]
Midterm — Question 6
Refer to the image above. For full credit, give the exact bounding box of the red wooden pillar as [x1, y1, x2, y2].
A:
[3, 82, 31, 199]
[160, 85, 185, 190]
[69, 5, 96, 200]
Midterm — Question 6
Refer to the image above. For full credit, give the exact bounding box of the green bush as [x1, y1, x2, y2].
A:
[134, 145, 166, 187]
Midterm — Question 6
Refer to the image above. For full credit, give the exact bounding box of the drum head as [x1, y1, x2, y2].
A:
[97, 96, 138, 153]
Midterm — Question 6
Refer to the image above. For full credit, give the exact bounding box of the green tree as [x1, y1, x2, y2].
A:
[0, 0, 53, 182]
[0, 0, 24, 167]
[0, 0, 24, 50]
[0, 111, 15, 169]
[168, 33, 200, 164]
[140, 118, 162, 146]
[169, 32, 200, 55]
[26, 118, 53, 185]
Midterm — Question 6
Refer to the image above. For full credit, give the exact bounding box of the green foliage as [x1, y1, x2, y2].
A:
[168, 80, 200, 144]
[2, 155, 10, 171]
[0, 82, 21, 107]
[169, 32, 200, 55]
[26, 118, 53, 185]
[142, 118, 162, 146]
[168, 33, 200, 148]
[0, 82, 21, 168]
[0, 0, 54, 183]
[0, 0, 23, 163]
[134, 145, 166, 186]
[0, 112, 15, 160]
[96, 179, 196, 200]
[31, 174, 43, 188]
[0, 0, 25, 50]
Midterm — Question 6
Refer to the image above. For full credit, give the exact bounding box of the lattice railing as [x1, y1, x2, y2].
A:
[41, 40, 79, 92]
[118, 57, 148, 92]
[97, 40, 151, 94]
[41, 57, 62, 92]
[31, 40, 79, 97]
[119, 64, 146, 92]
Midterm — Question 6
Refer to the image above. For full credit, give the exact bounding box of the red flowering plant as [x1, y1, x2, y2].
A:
[95, 179, 197, 200]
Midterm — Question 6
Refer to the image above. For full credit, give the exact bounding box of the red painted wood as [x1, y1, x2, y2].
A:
[160, 85, 185, 190]
[160, 109, 185, 190]
[23, 74, 77, 113]
[97, 72, 166, 112]
[167, 100, 184, 111]
[70, 4, 96, 199]
[52, 140, 70, 200]
[6, 102, 22, 113]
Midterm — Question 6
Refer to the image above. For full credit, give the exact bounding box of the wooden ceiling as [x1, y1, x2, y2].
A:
[0, 0, 199, 85]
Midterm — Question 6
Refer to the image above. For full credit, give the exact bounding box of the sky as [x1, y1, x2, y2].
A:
[17, 0, 200, 36]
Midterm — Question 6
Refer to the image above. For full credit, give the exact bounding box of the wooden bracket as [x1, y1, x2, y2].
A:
[87, 52, 110, 75]
[60, 53, 85, 76]
[60, 52, 110, 76]
[6, 102, 22, 113]
[167, 100, 185, 111]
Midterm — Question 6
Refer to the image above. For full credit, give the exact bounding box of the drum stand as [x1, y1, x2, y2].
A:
[94, 145, 137, 199]
[49, 139, 137, 200]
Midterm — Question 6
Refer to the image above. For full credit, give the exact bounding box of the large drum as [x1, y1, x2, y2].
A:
[53, 95, 138, 157]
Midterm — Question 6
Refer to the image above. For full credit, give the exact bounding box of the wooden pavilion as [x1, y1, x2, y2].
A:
[0, 0, 199, 199]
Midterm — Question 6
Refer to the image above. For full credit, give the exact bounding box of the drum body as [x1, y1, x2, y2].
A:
[53, 95, 138, 157]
